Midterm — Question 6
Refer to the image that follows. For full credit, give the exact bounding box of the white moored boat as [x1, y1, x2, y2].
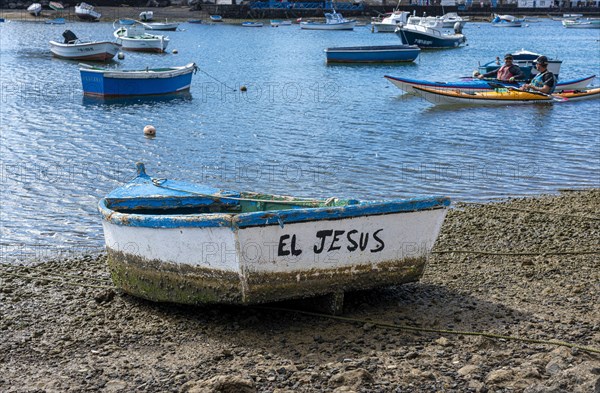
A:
[27, 3, 42, 16]
[300, 10, 356, 30]
[371, 11, 410, 33]
[113, 25, 169, 53]
[99, 163, 450, 310]
[50, 30, 121, 62]
[75, 2, 101, 21]
[143, 20, 180, 31]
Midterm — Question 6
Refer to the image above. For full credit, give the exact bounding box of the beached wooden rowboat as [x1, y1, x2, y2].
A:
[99, 163, 450, 309]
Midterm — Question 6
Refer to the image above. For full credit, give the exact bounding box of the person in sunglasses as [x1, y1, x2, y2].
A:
[521, 56, 556, 94]
[474, 53, 525, 83]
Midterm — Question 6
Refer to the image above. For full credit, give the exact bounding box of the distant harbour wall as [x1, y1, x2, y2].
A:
[1, 0, 599, 19]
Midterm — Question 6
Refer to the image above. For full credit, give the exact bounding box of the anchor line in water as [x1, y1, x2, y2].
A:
[196, 67, 237, 92]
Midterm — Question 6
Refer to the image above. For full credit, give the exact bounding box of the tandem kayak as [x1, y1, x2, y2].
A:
[412, 86, 600, 106]
[384, 75, 596, 94]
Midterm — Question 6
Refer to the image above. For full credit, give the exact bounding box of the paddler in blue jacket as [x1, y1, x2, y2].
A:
[475, 53, 525, 82]
[521, 56, 556, 94]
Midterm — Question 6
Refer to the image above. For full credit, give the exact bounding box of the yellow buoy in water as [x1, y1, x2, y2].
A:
[240, 86, 247, 92]
[143, 125, 156, 136]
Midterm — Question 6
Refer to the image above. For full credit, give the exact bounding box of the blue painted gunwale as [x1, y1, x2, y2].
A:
[324, 45, 420, 63]
[383, 75, 596, 92]
[80, 63, 197, 97]
[99, 163, 451, 230]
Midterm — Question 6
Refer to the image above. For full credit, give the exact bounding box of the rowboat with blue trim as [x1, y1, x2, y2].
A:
[413, 86, 600, 106]
[384, 75, 596, 94]
[99, 163, 450, 308]
[325, 45, 420, 63]
[300, 10, 356, 30]
[79, 63, 197, 97]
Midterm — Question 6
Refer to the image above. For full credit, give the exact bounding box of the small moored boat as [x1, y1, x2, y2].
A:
[49, 2, 65, 11]
[45, 17, 66, 24]
[75, 2, 101, 21]
[27, 3, 42, 16]
[395, 16, 465, 49]
[79, 62, 197, 97]
[50, 30, 121, 61]
[99, 163, 450, 308]
[562, 18, 600, 29]
[113, 25, 170, 53]
[242, 21, 263, 27]
[384, 75, 596, 94]
[371, 11, 410, 33]
[300, 10, 356, 30]
[325, 45, 420, 63]
[209, 15, 223, 22]
[143, 20, 180, 31]
[139, 10, 153, 22]
[478, 49, 563, 80]
[491, 14, 522, 27]
[270, 19, 292, 27]
[413, 86, 600, 106]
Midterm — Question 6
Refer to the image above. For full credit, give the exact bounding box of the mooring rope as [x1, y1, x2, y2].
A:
[256, 306, 600, 355]
[432, 249, 599, 256]
[2, 267, 597, 355]
[459, 202, 600, 221]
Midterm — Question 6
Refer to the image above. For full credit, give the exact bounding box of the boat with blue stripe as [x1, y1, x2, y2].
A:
[325, 45, 420, 63]
[99, 163, 450, 309]
[79, 63, 197, 97]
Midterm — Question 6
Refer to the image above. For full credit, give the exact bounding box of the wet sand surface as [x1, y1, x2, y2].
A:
[1, 189, 599, 392]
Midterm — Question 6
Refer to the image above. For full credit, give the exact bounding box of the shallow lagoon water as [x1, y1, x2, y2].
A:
[0, 19, 599, 261]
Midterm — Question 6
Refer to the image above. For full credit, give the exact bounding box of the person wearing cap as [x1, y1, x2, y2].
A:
[521, 56, 556, 94]
[474, 54, 525, 82]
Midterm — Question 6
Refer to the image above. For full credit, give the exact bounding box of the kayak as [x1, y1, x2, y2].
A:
[412, 86, 600, 106]
[384, 74, 596, 94]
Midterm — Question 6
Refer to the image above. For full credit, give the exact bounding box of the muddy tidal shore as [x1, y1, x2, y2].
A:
[1, 190, 599, 392]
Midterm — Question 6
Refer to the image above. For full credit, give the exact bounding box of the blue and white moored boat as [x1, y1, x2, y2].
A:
[79, 63, 197, 97]
[491, 14, 522, 27]
[395, 16, 465, 49]
[478, 49, 563, 80]
[209, 15, 223, 22]
[300, 10, 356, 30]
[325, 45, 420, 63]
[384, 75, 596, 94]
[242, 21, 263, 27]
[99, 163, 450, 308]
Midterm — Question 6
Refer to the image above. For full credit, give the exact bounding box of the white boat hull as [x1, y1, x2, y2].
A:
[102, 207, 447, 304]
[49, 41, 121, 61]
[114, 28, 170, 53]
[300, 20, 356, 30]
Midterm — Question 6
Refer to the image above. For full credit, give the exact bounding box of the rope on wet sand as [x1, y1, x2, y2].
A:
[257, 306, 600, 355]
[460, 202, 600, 221]
[2, 265, 597, 355]
[432, 249, 599, 256]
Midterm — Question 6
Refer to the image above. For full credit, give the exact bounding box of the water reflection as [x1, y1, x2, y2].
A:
[81, 91, 193, 107]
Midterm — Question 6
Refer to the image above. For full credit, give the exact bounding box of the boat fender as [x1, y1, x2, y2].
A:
[453, 21, 462, 34]
[117, 52, 125, 60]
[143, 125, 156, 136]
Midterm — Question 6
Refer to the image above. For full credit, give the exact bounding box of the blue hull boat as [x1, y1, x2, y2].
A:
[384, 75, 596, 94]
[324, 45, 420, 63]
[79, 63, 197, 97]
